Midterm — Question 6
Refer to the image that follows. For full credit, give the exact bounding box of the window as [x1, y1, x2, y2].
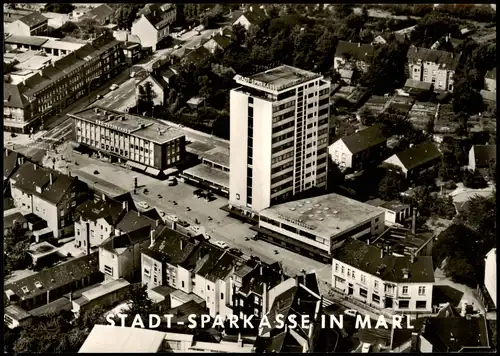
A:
[181, 281, 185, 288]
[154, 275, 157, 284]
[207, 285, 210, 291]
[347, 269, 351, 277]
[104, 265, 113, 276]
[144, 268, 150, 276]
[341, 266, 345, 274]
[335, 263, 339, 272]
[402, 286, 408, 294]
[399, 300, 410, 309]
[361, 275, 366, 284]
[374, 281, 379, 290]
[418, 286, 426, 295]
[359, 288, 368, 298]
[352, 270, 355, 280]
[77, 229, 80, 236]
[221, 293, 224, 300]
[416, 301, 427, 309]
[372, 294, 380, 303]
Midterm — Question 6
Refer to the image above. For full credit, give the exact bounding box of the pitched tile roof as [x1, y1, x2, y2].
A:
[4, 253, 99, 303]
[4, 83, 30, 109]
[115, 210, 160, 234]
[391, 142, 442, 171]
[335, 41, 375, 62]
[471, 145, 496, 168]
[142, 225, 199, 265]
[340, 124, 388, 154]
[10, 162, 82, 205]
[332, 238, 435, 283]
[19, 12, 47, 27]
[404, 78, 433, 91]
[238, 7, 267, 26]
[81, 4, 114, 22]
[407, 46, 461, 71]
[75, 196, 126, 225]
[421, 316, 490, 352]
[3, 149, 22, 179]
[101, 225, 152, 254]
[210, 33, 231, 49]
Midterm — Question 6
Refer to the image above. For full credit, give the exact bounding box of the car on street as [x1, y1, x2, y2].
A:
[229, 248, 243, 257]
[159, 210, 166, 217]
[188, 225, 205, 235]
[177, 220, 190, 227]
[93, 170, 99, 175]
[168, 177, 177, 186]
[137, 201, 149, 209]
[202, 233, 211, 241]
[214, 240, 229, 249]
[344, 309, 358, 317]
[110, 84, 119, 91]
[96, 94, 103, 100]
[166, 214, 179, 222]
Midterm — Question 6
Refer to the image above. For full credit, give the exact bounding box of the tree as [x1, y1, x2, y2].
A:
[453, 78, 483, 115]
[137, 82, 156, 117]
[462, 170, 488, 189]
[198, 75, 212, 101]
[457, 194, 496, 248]
[378, 169, 406, 201]
[358, 107, 376, 126]
[232, 23, 247, 44]
[44, 3, 75, 14]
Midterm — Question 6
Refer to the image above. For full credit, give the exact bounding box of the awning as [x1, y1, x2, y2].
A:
[163, 167, 178, 176]
[126, 160, 146, 171]
[145, 167, 160, 176]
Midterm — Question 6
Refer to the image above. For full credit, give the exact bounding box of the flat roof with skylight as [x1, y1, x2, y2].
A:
[260, 193, 385, 239]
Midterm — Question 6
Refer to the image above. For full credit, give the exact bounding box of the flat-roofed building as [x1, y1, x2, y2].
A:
[69, 107, 186, 176]
[230, 65, 331, 213]
[4, 34, 49, 50]
[71, 278, 130, 315]
[41, 38, 85, 56]
[253, 193, 385, 262]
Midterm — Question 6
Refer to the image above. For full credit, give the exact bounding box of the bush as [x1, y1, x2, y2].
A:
[443, 181, 458, 190]
[462, 170, 488, 189]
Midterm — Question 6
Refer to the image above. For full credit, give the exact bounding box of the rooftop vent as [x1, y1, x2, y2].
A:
[21, 286, 29, 294]
[308, 207, 313, 211]
[308, 214, 314, 218]
[316, 211, 322, 214]
[94, 108, 99, 114]
[314, 204, 320, 207]
[333, 210, 339, 214]
[35, 281, 43, 289]
[324, 207, 329, 210]
[298, 204, 303, 208]
[318, 217, 324, 221]
[290, 207, 296, 211]
[51, 279, 55, 283]
[305, 200, 311, 204]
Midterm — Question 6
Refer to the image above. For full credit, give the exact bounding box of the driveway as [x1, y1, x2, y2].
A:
[449, 182, 494, 203]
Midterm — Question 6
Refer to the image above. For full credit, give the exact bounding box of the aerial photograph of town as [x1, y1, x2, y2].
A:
[2, 2, 497, 353]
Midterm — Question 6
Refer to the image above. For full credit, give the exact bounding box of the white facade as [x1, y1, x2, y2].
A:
[383, 154, 409, 177]
[131, 15, 170, 51]
[332, 258, 433, 313]
[232, 15, 252, 30]
[408, 60, 456, 92]
[328, 139, 353, 169]
[74, 217, 114, 252]
[484, 248, 496, 308]
[136, 76, 165, 106]
[229, 67, 330, 213]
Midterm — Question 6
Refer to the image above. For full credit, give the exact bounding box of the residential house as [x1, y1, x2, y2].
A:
[366, 199, 411, 226]
[334, 41, 375, 73]
[3, 149, 25, 186]
[418, 315, 490, 352]
[407, 46, 461, 92]
[480, 89, 496, 104]
[254, 274, 323, 353]
[43, 12, 70, 29]
[232, 6, 268, 30]
[4, 252, 102, 311]
[131, 4, 177, 51]
[69, 7, 92, 22]
[74, 193, 135, 253]
[10, 162, 89, 238]
[338, 69, 354, 85]
[484, 68, 496, 93]
[202, 33, 232, 54]
[328, 124, 388, 171]
[136, 67, 177, 106]
[3, 34, 124, 134]
[232, 261, 285, 319]
[182, 46, 211, 66]
[331, 238, 434, 314]
[482, 248, 496, 310]
[467, 144, 496, 174]
[99, 225, 162, 282]
[6, 12, 48, 36]
[80, 4, 114, 26]
[382, 142, 442, 181]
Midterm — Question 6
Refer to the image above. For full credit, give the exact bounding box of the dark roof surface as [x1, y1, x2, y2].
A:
[404, 78, 433, 91]
[19, 12, 47, 27]
[101, 226, 152, 254]
[210, 33, 231, 49]
[115, 210, 159, 234]
[393, 142, 442, 171]
[335, 41, 375, 62]
[4, 150, 21, 179]
[11, 162, 80, 205]
[332, 238, 435, 283]
[76, 196, 125, 225]
[485, 68, 496, 80]
[5, 35, 49, 46]
[81, 4, 114, 22]
[4, 253, 99, 302]
[341, 124, 387, 154]
[4, 83, 30, 109]
[407, 46, 461, 71]
[422, 316, 490, 352]
[472, 145, 496, 167]
[142, 226, 199, 265]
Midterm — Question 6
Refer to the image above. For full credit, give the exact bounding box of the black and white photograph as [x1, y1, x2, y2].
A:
[3, 2, 497, 353]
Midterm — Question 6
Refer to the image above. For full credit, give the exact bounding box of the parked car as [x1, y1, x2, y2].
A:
[96, 94, 103, 100]
[177, 220, 189, 227]
[168, 177, 177, 186]
[174, 44, 180, 49]
[159, 210, 166, 217]
[166, 214, 179, 222]
[214, 240, 229, 249]
[137, 201, 149, 209]
[110, 84, 119, 91]
[229, 248, 243, 257]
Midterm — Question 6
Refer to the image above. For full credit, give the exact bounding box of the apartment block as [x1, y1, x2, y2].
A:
[407, 46, 461, 92]
[229, 65, 331, 213]
[3, 34, 124, 134]
[70, 107, 186, 176]
[332, 238, 434, 314]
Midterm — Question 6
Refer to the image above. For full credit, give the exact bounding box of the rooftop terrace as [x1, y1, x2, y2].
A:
[234, 65, 322, 92]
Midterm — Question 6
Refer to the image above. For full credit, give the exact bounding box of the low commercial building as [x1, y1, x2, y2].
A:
[253, 193, 386, 262]
[10, 162, 89, 238]
[365, 227, 434, 258]
[329, 124, 388, 171]
[4, 34, 49, 51]
[70, 107, 186, 177]
[4, 253, 102, 311]
[41, 38, 86, 56]
[366, 199, 411, 226]
[71, 278, 130, 316]
[382, 142, 442, 181]
[79, 325, 167, 353]
[332, 238, 434, 314]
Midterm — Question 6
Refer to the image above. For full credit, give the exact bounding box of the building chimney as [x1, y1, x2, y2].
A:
[380, 248, 384, 259]
[69, 291, 73, 303]
[249, 6, 253, 12]
[137, 210, 141, 217]
[49, 173, 53, 185]
[156, 219, 160, 227]
[17, 157, 24, 166]
[150, 229, 155, 247]
[180, 238, 183, 250]
[33, 163, 37, 170]
[460, 301, 468, 317]
[85, 221, 91, 255]
[410, 252, 415, 263]
[122, 200, 128, 212]
[410, 331, 419, 352]
[295, 276, 299, 287]
[5, 150, 8, 158]
[102, 193, 106, 201]
[411, 208, 417, 235]
[358, 42, 361, 47]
